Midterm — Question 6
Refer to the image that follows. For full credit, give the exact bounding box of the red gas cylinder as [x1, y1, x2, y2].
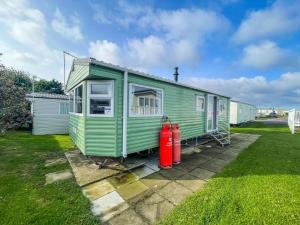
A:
[172, 124, 181, 165]
[159, 123, 173, 169]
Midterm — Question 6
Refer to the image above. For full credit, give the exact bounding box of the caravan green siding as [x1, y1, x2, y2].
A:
[66, 59, 231, 157]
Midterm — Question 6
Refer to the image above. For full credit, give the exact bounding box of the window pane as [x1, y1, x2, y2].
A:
[60, 103, 69, 114]
[90, 99, 112, 115]
[91, 83, 110, 95]
[130, 85, 162, 116]
[75, 85, 83, 113]
[196, 97, 205, 111]
[69, 91, 74, 112]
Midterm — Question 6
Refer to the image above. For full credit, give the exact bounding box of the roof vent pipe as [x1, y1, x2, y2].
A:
[173, 66, 179, 82]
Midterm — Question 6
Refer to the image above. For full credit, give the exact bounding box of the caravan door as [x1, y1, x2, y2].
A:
[207, 95, 217, 132]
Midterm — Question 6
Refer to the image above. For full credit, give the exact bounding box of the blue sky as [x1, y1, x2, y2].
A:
[1, 0, 300, 108]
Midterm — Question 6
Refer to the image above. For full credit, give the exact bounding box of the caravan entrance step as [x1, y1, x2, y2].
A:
[210, 130, 231, 147]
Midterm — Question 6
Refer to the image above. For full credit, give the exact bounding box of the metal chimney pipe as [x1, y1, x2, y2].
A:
[173, 66, 179, 82]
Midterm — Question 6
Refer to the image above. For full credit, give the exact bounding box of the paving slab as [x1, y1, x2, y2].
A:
[159, 167, 186, 180]
[82, 179, 115, 201]
[214, 152, 238, 162]
[157, 181, 192, 205]
[91, 191, 126, 218]
[135, 193, 175, 224]
[199, 158, 228, 173]
[108, 209, 146, 225]
[175, 174, 207, 192]
[45, 158, 67, 167]
[116, 180, 149, 201]
[140, 173, 170, 190]
[45, 169, 73, 185]
[133, 166, 156, 179]
[108, 172, 138, 189]
[65, 150, 123, 186]
[144, 159, 160, 172]
[189, 168, 216, 181]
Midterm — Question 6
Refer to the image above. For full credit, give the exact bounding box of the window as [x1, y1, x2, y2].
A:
[59, 102, 69, 114]
[219, 100, 225, 114]
[69, 90, 74, 113]
[87, 81, 114, 116]
[196, 96, 205, 112]
[75, 84, 83, 113]
[129, 84, 163, 116]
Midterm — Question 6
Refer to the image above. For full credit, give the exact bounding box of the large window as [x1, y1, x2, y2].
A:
[129, 84, 163, 116]
[87, 81, 114, 116]
[196, 96, 205, 112]
[75, 84, 83, 113]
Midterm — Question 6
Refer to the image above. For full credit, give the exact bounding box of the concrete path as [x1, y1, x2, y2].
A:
[67, 133, 260, 224]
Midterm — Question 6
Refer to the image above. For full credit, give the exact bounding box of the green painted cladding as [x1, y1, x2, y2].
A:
[68, 62, 230, 157]
[126, 73, 207, 155]
[66, 64, 89, 91]
[69, 115, 85, 153]
[85, 66, 123, 156]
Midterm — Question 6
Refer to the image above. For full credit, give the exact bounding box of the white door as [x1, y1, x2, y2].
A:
[207, 95, 217, 132]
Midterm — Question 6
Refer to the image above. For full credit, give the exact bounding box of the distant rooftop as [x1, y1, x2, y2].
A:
[26, 92, 69, 100]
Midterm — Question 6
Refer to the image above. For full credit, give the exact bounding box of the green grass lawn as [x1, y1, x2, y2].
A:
[160, 122, 300, 225]
[0, 131, 98, 225]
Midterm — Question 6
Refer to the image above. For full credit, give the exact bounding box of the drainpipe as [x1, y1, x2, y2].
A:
[122, 71, 128, 158]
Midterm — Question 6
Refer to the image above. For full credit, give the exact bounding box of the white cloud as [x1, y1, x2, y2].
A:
[240, 41, 299, 70]
[51, 8, 83, 41]
[90, 2, 229, 70]
[89, 40, 122, 65]
[233, 0, 300, 43]
[0, 0, 65, 81]
[187, 72, 300, 107]
[0, 0, 47, 50]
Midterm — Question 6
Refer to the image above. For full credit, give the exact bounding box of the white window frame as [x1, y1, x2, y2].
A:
[87, 80, 114, 117]
[59, 102, 69, 115]
[196, 95, 205, 112]
[129, 83, 164, 117]
[70, 82, 83, 116]
[218, 99, 225, 115]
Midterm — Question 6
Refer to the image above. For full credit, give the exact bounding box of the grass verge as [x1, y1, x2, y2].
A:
[159, 122, 300, 225]
[0, 131, 98, 225]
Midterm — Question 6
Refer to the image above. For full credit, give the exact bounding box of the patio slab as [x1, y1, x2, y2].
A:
[91, 191, 128, 221]
[157, 181, 193, 205]
[116, 180, 149, 201]
[45, 158, 67, 167]
[45, 169, 73, 185]
[140, 172, 170, 190]
[108, 209, 146, 225]
[82, 179, 115, 201]
[175, 174, 207, 192]
[189, 168, 216, 181]
[65, 150, 124, 187]
[135, 193, 175, 224]
[199, 158, 228, 173]
[159, 167, 186, 180]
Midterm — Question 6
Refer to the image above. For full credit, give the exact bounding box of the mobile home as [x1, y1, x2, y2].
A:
[230, 100, 256, 125]
[26, 93, 70, 135]
[65, 58, 231, 158]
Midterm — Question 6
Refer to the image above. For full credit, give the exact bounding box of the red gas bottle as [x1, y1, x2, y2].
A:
[172, 124, 181, 165]
[159, 123, 173, 169]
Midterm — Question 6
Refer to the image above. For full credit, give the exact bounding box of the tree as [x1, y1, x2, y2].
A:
[0, 69, 31, 135]
[35, 79, 64, 94]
